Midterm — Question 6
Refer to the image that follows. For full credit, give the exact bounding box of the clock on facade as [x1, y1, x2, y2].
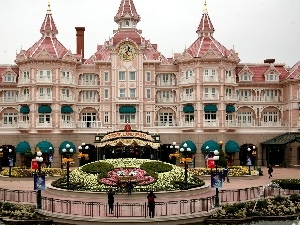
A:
[117, 41, 137, 61]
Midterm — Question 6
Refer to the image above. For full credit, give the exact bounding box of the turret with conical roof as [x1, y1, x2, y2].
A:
[197, 0, 215, 38]
[40, 1, 58, 38]
[114, 0, 141, 29]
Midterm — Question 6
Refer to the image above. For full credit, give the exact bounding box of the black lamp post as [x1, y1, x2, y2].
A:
[62, 144, 74, 190]
[0, 148, 3, 171]
[8, 148, 13, 177]
[36, 151, 43, 209]
[169, 142, 179, 164]
[180, 142, 191, 190]
[211, 149, 220, 207]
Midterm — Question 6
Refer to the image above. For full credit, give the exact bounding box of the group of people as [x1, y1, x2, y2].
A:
[107, 188, 156, 217]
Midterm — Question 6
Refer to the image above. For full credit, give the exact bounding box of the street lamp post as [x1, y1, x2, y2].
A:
[180, 143, 191, 189]
[8, 149, 13, 177]
[36, 151, 43, 209]
[62, 144, 74, 190]
[0, 148, 3, 171]
[211, 149, 220, 207]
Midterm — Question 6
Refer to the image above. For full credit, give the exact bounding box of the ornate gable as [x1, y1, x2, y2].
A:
[35, 49, 54, 59]
[62, 50, 78, 62]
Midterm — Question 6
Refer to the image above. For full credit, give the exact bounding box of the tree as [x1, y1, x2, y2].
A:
[218, 148, 227, 168]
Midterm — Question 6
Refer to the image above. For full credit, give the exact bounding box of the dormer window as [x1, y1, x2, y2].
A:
[3, 74, 16, 83]
[185, 70, 193, 78]
[266, 72, 278, 81]
[125, 21, 129, 27]
[240, 72, 251, 81]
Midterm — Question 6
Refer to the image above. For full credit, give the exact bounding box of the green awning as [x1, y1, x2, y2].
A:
[61, 105, 73, 114]
[20, 105, 30, 114]
[225, 140, 240, 153]
[183, 105, 194, 113]
[59, 141, 76, 153]
[38, 105, 52, 113]
[119, 106, 136, 114]
[226, 105, 236, 113]
[36, 141, 54, 154]
[15, 141, 31, 154]
[179, 140, 197, 153]
[204, 104, 218, 112]
[201, 140, 220, 153]
[262, 132, 300, 145]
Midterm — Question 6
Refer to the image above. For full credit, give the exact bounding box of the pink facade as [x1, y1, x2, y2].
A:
[0, 0, 300, 168]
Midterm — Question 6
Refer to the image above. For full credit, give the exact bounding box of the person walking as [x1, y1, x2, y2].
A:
[222, 166, 230, 183]
[147, 190, 156, 218]
[107, 188, 115, 214]
[126, 180, 133, 195]
[267, 164, 273, 179]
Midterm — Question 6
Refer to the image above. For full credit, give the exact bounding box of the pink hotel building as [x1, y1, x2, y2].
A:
[0, 0, 300, 168]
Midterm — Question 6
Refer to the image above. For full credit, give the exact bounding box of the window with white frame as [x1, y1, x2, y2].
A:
[129, 88, 136, 98]
[82, 113, 97, 128]
[39, 88, 51, 98]
[3, 91, 16, 102]
[266, 72, 278, 81]
[129, 71, 136, 81]
[159, 112, 174, 125]
[21, 114, 29, 122]
[185, 88, 193, 95]
[226, 88, 233, 97]
[237, 112, 252, 124]
[104, 89, 109, 99]
[159, 73, 173, 84]
[146, 71, 151, 82]
[204, 112, 217, 121]
[104, 72, 109, 82]
[146, 89, 151, 99]
[61, 71, 70, 79]
[263, 111, 278, 123]
[119, 71, 126, 81]
[226, 114, 234, 121]
[225, 70, 232, 77]
[146, 112, 151, 123]
[184, 114, 194, 122]
[23, 89, 29, 95]
[82, 73, 97, 85]
[62, 88, 71, 97]
[38, 114, 51, 124]
[184, 70, 193, 78]
[39, 70, 51, 78]
[119, 89, 126, 98]
[238, 89, 251, 98]
[23, 71, 30, 79]
[159, 90, 173, 99]
[61, 114, 71, 123]
[120, 114, 136, 123]
[204, 87, 217, 99]
[82, 90, 97, 100]
[240, 72, 251, 81]
[104, 112, 109, 124]
[3, 74, 16, 82]
[3, 112, 18, 124]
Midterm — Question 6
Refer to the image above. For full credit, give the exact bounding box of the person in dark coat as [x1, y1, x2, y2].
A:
[126, 180, 133, 195]
[267, 164, 273, 179]
[107, 188, 115, 214]
[147, 190, 156, 218]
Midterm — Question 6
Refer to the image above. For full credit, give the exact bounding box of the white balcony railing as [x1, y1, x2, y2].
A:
[77, 121, 102, 128]
[180, 121, 195, 127]
[155, 121, 177, 127]
[157, 80, 175, 86]
[238, 96, 253, 101]
[180, 94, 195, 101]
[157, 97, 174, 103]
[225, 77, 236, 83]
[203, 93, 219, 100]
[203, 76, 218, 82]
[224, 95, 237, 101]
[1, 97, 17, 103]
[203, 120, 218, 127]
[179, 76, 195, 85]
[37, 76, 52, 83]
[78, 80, 100, 86]
[18, 121, 30, 128]
[60, 121, 77, 129]
[18, 78, 31, 85]
[37, 94, 52, 101]
[60, 78, 76, 85]
[16, 95, 31, 102]
[60, 95, 75, 102]
[36, 121, 52, 128]
[79, 98, 99, 103]
[0, 122, 18, 128]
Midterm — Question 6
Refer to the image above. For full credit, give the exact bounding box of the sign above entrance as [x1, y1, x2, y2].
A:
[101, 131, 154, 142]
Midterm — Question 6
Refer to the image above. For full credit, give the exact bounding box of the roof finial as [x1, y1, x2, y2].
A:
[203, 0, 208, 13]
[47, 0, 51, 13]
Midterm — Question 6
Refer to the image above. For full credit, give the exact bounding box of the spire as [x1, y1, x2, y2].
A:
[196, 0, 215, 37]
[114, 0, 141, 28]
[40, 1, 58, 38]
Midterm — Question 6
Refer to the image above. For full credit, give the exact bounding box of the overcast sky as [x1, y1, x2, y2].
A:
[0, 0, 299, 67]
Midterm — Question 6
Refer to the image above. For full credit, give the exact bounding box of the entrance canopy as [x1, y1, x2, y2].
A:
[15, 141, 31, 154]
[96, 129, 160, 149]
[225, 140, 240, 153]
[36, 141, 54, 154]
[179, 140, 197, 153]
[201, 140, 220, 153]
[262, 132, 300, 145]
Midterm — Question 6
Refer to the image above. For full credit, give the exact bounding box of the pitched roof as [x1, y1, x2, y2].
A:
[262, 133, 300, 145]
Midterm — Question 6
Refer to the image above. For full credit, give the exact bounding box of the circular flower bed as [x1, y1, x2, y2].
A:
[52, 158, 205, 192]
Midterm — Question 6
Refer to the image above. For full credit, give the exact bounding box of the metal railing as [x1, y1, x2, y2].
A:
[0, 186, 299, 218]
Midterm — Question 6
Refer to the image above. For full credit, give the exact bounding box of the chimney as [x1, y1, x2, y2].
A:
[75, 27, 85, 60]
[264, 59, 275, 64]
